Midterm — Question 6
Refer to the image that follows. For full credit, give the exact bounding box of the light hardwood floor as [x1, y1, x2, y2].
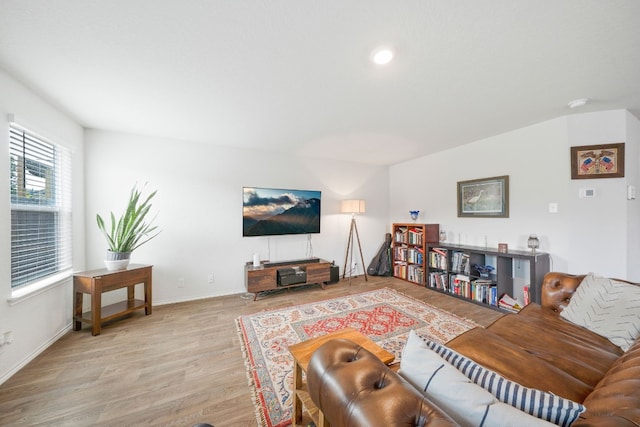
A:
[0, 276, 503, 427]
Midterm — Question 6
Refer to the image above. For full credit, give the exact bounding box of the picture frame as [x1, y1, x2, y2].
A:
[457, 175, 509, 218]
[570, 142, 625, 179]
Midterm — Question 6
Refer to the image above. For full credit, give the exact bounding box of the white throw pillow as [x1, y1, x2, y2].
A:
[399, 331, 557, 427]
[560, 273, 640, 351]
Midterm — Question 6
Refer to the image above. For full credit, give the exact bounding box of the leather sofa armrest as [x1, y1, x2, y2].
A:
[307, 338, 458, 427]
[541, 272, 585, 313]
[541, 272, 638, 313]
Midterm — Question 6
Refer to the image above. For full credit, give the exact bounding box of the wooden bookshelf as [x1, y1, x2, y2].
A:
[426, 243, 550, 312]
[391, 223, 439, 286]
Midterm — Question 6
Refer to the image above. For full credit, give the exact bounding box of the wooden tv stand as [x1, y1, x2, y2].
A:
[245, 258, 331, 300]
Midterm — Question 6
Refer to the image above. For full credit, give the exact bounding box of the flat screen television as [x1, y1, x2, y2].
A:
[243, 187, 321, 237]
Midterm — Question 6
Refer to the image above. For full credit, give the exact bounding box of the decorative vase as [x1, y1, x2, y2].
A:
[105, 250, 131, 271]
[409, 210, 419, 221]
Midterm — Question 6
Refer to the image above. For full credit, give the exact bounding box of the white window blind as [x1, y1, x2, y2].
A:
[9, 122, 72, 288]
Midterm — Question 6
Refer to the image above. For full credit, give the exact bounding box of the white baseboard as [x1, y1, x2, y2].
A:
[0, 324, 72, 386]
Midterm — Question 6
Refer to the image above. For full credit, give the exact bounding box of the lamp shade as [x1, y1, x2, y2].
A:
[341, 199, 366, 214]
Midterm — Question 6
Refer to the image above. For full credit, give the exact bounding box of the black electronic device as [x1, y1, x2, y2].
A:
[265, 257, 319, 268]
[328, 263, 340, 284]
[277, 267, 307, 287]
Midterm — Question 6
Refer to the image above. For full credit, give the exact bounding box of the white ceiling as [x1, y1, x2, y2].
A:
[1, 0, 639, 165]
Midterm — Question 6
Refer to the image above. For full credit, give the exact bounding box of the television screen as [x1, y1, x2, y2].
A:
[243, 187, 321, 237]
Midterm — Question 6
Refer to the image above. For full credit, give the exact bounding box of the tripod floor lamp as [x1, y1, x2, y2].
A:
[341, 199, 368, 284]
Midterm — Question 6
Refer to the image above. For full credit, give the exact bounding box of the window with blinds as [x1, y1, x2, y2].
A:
[9, 123, 72, 289]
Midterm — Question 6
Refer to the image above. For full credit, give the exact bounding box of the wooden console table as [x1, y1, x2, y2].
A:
[73, 264, 152, 335]
[245, 258, 331, 300]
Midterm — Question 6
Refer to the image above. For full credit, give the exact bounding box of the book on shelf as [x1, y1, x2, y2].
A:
[428, 271, 449, 291]
[394, 226, 408, 243]
[471, 279, 494, 304]
[394, 260, 408, 279]
[407, 247, 424, 265]
[498, 293, 523, 313]
[428, 248, 448, 270]
[407, 227, 424, 245]
[450, 274, 470, 298]
[451, 251, 470, 274]
[394, 246, 408, 261]
[408, 264, 424, 284]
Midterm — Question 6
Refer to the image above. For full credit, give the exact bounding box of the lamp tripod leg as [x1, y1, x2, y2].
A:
[352, 219, 368, 282]
[342, 219, 354, 280]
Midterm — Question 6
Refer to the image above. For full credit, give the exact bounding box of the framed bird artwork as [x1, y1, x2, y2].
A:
[457, 175, 509, 218]
[570, 142, 625, 179]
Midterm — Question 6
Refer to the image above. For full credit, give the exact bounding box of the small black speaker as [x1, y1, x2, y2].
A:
[327, 263, 339, 284]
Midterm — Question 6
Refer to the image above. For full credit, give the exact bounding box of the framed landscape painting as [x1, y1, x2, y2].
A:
[570, 142, 625, 179]
[457, 175, 509, 218]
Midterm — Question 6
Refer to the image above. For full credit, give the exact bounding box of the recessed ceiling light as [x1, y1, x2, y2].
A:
[568, 98, 588, 109]
[371, 48, 394, 65]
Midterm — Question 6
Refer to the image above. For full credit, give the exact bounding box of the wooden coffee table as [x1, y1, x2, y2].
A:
[288, 327, 395, 427]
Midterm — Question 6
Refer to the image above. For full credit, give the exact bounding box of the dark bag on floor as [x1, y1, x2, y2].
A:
[367, 233, 393, 276]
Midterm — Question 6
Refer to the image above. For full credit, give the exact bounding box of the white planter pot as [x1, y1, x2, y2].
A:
[104, 259, 130, 271]
[105, 250, 131, 270]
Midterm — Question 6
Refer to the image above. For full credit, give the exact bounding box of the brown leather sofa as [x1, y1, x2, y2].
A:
[306, 272, 640, 426]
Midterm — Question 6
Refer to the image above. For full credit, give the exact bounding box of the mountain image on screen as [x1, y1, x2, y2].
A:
[243, 187, 321, 236]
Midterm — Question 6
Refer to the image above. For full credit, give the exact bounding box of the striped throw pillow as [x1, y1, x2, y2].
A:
[427, 340, 586, 427]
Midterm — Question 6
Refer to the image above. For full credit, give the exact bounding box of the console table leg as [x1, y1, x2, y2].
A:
[73, 291, 82, 331]
[144, 278, 152, 315]
[91, 284, 101, 336]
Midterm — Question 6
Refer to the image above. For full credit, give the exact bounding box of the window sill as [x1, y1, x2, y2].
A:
[8, 269, 73, 306]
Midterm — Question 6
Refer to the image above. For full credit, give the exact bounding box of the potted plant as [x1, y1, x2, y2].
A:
[96, 184, 161, 271]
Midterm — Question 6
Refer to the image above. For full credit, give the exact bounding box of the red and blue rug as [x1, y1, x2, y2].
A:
[236, 287, 478, 427]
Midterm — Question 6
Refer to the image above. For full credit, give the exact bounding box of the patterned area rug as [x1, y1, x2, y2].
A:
[235, 287, 478, 427]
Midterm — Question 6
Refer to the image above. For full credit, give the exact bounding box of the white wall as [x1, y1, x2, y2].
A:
[625, 110, 640, 280]
[566, 110, 636, 276]
[84, 130, 390, 304]
[391, 110, 640, 281]
[0, 69, 85, 384]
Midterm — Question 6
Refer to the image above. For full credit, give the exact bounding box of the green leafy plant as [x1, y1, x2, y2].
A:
[96, 184, 161, 253]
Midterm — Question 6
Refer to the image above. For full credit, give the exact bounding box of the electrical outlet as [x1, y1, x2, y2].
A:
[177, 277, 185, 288]
[4, 331, 12, 344]
[208, 273, 214, 284]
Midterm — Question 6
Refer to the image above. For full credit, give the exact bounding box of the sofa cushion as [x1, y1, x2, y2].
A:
[485, 306, 621, 388]
[399, 331, 562, 427]
[446, 326, 594, 402]
[427, 337, 586, 427]
[560, 273, 640, 351]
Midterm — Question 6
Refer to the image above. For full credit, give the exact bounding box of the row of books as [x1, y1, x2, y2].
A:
[428, 248, 448, 270]
[394, 226, 424, 245]
[427, 273, 499, 306]
[394, 261, 425, 284]
[451, 251, 470, 274]
[427, 271, 528, 312]
[394, 246, 424, 264]
[428, 248, 473, 275]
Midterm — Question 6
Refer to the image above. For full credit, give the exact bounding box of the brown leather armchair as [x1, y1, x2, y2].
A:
[306, 338, 458, 427]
